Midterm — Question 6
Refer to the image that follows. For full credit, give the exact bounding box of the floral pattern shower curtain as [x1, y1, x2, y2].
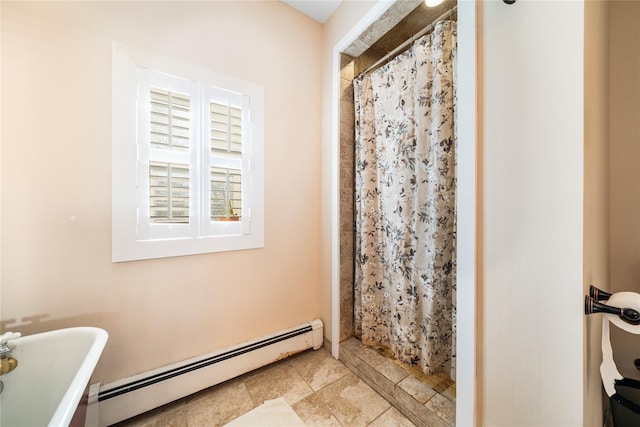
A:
[353, 20, 457, 377]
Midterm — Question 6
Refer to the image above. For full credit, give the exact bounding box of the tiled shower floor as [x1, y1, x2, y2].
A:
[113, 340, 454, 427]
[339, 337, 455, 427]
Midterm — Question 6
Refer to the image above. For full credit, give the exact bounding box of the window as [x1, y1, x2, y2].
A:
[113, 44, 264, 262]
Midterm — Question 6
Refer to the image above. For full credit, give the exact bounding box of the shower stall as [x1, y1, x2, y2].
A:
[333, 1, 460, 425]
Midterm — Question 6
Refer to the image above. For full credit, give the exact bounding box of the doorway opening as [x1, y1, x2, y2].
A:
[332, 0, 462, 425]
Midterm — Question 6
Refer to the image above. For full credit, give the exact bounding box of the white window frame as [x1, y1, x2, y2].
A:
[112, 43, 264, 262]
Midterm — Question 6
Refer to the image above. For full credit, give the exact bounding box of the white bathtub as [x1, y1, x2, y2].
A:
[0, 327, 108, 427]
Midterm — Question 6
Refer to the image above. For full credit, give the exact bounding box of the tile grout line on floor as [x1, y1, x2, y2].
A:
[113, 345, 433, 427]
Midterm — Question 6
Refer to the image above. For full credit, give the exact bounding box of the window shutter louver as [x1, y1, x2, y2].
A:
[210, 167, 242, 220]
[150, 88, 190, 151]
[149, 162, 190, 223]
[148, 87, 191, 225]
[209, 99, 243, 221]
[210, 102, 242, 158]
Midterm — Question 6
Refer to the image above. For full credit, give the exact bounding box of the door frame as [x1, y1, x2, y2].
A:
[328, 0, 479, 424]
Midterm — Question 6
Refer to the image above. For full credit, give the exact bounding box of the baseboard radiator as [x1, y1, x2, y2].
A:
[96, 319, 323, 426]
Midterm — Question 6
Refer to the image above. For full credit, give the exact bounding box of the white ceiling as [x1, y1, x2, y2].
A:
[281, 0, 342, 24]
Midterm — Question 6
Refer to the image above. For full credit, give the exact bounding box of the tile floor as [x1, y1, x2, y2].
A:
[112, 342, 453, 427]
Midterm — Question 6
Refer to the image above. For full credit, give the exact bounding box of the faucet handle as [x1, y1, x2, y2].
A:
[0, 332, 21, 346]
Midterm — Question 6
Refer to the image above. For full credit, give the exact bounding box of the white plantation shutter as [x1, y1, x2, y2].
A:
[113, 44, 263, 262]
[136, 70, 198, 240]
[148, 88, 191, 224]
[204, 87, 251, 236]
[136, 69, 252, 240]
[208, 95, 244, 221]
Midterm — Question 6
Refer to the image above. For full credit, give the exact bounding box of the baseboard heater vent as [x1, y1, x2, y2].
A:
[97, 319, 323, 426]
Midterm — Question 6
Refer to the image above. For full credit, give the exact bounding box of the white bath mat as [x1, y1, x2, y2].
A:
[224, 397, 306, 426]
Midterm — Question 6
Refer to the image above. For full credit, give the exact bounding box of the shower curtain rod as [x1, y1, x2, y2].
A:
[359, 5, 457, 77]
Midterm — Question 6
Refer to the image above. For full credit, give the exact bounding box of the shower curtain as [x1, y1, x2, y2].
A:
[353, 20, 457, 377]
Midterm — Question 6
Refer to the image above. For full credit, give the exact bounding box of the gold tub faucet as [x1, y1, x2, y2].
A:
[0, 332, 21, 375]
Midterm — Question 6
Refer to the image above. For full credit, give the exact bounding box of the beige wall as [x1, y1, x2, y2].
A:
[481, 1, 585, 424]
[584, 1, 610, 424]
[609, 0, 640, 381]
[1, 1, 323, 384]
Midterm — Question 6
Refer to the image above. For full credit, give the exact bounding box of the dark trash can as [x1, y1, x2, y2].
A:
[610, 378, 640, 427]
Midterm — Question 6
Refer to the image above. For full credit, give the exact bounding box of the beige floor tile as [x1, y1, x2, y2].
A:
[442, 382, 456, 402]
[113, 399, 187, 427]
[316, 373, 390, 427]
[425, 393, 456, 426]
[291, 393, 342, 427]
[357, 345, 388, 368]
[431, 373, 455, 394]
[244, 359, 314, 405]
[111, 339, 457, 427]
[376, 359, 409, 384]
[186, 380, 256, 427]
[398, 375, 437, 404]
[130, 407, 187, 427]
[338, 337, 362, 354]
[138, 406, 188, 427]
[289, 347, 351, 391]
[368, 406, 416, 427]
[340, 337, 388, 368]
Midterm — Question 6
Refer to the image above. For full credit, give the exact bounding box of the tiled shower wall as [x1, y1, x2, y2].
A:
[339, 53, 356, 342]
